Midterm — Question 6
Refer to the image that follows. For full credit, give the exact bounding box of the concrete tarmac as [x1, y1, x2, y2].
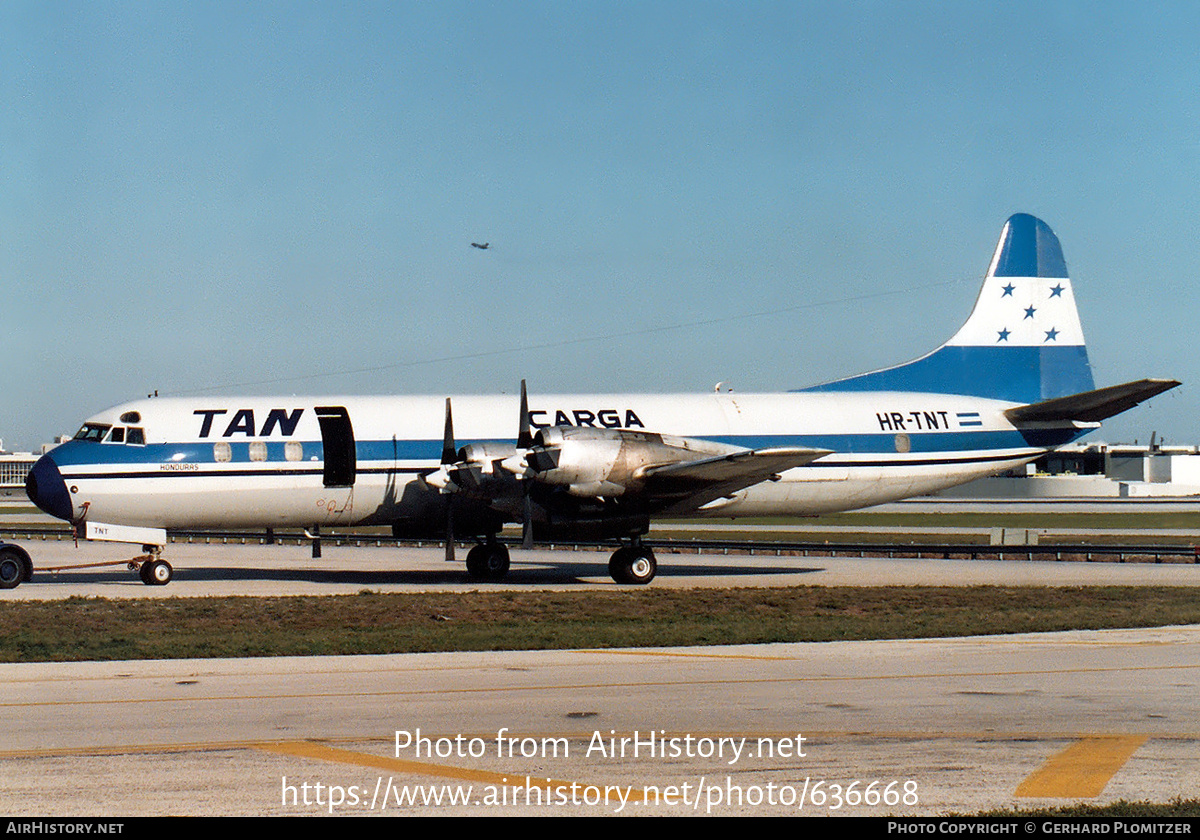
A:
[3, 627, 1198, 816]
[4, 538, 1200, 598]
[2, 540, 1198, 817]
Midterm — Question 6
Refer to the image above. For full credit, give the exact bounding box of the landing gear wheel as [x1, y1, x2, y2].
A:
[139, 558, 173, 586]
[465, 543, 510, 580]
[0, 545, 29, 589]
[609, 545, 657, 585]
[0, 545, 32, 589]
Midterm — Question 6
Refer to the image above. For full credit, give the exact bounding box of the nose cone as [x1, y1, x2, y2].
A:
[26, 454, 73, 522]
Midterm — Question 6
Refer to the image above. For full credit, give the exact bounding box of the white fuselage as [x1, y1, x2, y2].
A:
[36, 390, 1085, 531]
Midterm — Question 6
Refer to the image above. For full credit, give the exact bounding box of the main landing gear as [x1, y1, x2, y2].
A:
[132, 545, 173, 586]
[460, 536, 658, 585]
[608, 540, 657, 585]
[465, 539, 510, 581]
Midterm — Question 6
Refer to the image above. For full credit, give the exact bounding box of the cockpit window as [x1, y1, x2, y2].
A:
[74, 423, 112, 442]
[109, 427, 125, 443]
[127, 427, 145, 445]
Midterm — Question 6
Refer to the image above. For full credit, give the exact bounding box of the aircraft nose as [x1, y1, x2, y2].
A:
[25, 454, 73, 522]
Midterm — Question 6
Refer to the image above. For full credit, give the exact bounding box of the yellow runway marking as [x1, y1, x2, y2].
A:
[256, 741, 648, 804]
[1016, 735, 1147, 798]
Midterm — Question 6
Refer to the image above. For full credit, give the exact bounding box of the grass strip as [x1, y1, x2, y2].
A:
[973, 798, 1200, 817]
[3, 585, 1200, 662]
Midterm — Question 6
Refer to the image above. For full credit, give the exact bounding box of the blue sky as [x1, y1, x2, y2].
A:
[2, 2, 1197, 451]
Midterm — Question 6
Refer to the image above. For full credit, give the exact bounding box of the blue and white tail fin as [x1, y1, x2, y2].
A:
[799, 214, 1095, 404]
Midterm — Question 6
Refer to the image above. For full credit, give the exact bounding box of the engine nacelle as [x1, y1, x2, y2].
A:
[426, 442, 520, 493]
[451, 442, 521, 491]
[456, 442, 518, 474]
[525, 427, 727, 497]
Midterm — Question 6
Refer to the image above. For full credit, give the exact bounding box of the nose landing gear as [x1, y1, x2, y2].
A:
[132, 545, 173, 586]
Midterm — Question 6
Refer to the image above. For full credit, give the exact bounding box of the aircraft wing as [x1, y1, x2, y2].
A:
[638, 446, 830, 513]
[1005, 379, 1180, 424]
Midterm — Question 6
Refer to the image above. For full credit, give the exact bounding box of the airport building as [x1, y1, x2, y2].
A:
[0, 452, 36, 499]
[932, 442, 1200, 499]
[0, 439, 67, 500]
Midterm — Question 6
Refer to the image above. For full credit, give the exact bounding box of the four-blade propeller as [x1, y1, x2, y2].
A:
[424, 381, 544, 557]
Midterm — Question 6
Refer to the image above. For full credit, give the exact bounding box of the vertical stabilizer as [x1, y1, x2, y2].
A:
[799, 214, 1094, 404]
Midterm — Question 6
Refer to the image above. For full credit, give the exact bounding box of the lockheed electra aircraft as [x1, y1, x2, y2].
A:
[12, 215, 1177, 589]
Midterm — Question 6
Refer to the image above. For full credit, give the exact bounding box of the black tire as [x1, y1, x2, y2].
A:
[608, 545, 656, 585]
[0, 546, 25, 589]
[12, 545, 32, 582]
[465, 543, 510, 580]
[142, 559, 173, 586]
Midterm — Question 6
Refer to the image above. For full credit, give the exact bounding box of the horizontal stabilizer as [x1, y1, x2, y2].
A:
[1005, 379, 1180, 424]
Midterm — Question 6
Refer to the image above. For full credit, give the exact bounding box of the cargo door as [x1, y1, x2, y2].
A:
[315, 406, 356, 487]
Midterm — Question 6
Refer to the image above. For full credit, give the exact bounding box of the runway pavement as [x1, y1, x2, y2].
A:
[4, 537, 1200, 598]
[3, 626, 1198, 816]
[2, 540, 1198, 816]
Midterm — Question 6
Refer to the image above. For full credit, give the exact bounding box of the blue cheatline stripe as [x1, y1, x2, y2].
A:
[796, 345, 1094, 404]
[49, 424, 1090, 477]
[49, 438, 425, 466]
[63, 451, 1040, 483]
[700, 427, 1084, 452]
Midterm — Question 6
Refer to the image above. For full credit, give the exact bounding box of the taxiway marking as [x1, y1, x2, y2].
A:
[1015, 735, 1148, 798]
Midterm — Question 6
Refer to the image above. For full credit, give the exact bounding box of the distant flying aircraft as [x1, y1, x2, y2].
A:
[471, 242, 489, 250]
[17, 215, 1177, 589]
